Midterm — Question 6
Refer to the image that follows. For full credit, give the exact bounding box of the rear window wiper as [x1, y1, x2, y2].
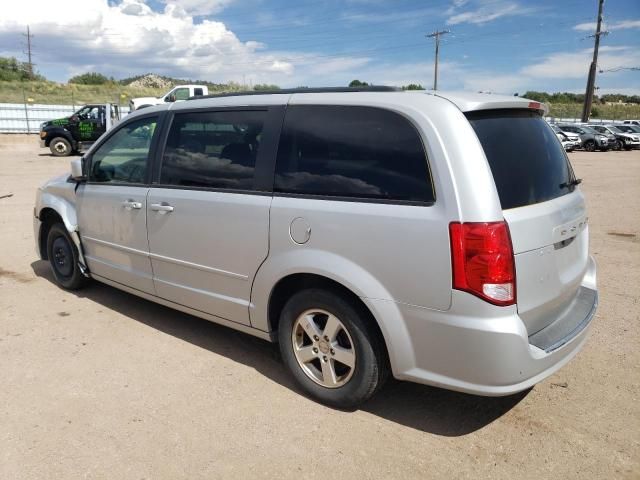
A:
[560, 178, 582, 189]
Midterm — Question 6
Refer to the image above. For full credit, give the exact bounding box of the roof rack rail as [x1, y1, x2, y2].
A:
[189, 85, 401, 101]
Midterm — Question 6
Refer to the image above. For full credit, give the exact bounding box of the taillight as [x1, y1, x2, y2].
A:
[449, 221, 516, 306]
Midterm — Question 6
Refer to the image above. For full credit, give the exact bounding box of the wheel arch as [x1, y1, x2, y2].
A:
[251, 251, 415, 376]
[36, 193, 82, 264]
[37, 207, 64, 260]
[44, 127, 74, 147]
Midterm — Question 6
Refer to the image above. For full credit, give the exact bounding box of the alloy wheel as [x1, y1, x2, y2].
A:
[291, 309, 356, 388]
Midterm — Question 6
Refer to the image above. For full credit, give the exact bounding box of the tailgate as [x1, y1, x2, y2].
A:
[504, 192, 589, 334]
[467, 109, 591, 335]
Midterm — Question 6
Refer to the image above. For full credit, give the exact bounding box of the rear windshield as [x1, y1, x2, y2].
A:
[467, 110, 575, 210]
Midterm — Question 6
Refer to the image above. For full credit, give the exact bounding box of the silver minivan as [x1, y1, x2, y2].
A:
[34, 88, 598, 408]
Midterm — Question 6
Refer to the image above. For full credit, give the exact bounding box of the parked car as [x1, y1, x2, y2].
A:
[34, 89, 598, 408]
[590, 124, 640, 150]
[622, 120, 640, 126]
[557, 124, 611, 151]
[616, 124, 640, 135]
[550, 124, 581, 151]
[129, 84, 209, 111]
[39, 104, 121, 157]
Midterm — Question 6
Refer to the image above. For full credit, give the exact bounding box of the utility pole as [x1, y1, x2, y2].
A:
[22, 25, 35, 80]
[581, 0, 608, 122]
[426, 29, 450, 91]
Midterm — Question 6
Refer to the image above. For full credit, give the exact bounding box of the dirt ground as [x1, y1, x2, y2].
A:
[0, 136, 638, 479]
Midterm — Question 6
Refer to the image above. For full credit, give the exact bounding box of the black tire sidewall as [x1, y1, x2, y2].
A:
[278, 288, 386, 409]
[584, 140, 596, 152]
[46, 223, 86, 290]
[50, 137, 71, 157]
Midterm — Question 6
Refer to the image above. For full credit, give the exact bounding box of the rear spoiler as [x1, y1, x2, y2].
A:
[432, 92, 549, 116]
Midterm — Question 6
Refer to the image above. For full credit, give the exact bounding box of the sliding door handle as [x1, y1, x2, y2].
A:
[150, 202, 174, 213]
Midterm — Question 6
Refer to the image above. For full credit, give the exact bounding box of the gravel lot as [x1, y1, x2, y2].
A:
[1, 136, 638, 479]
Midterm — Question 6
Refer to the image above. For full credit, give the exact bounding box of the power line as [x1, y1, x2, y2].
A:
[426, 29, 449, 90]
[599, 66, 639, 73]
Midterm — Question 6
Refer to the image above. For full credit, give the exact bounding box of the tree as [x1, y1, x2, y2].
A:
[68, 72, 112, 85]
[522, 91, 550, 103]
[402, 84, 425, 90]
[349, 79, 369, 87]
[0, 56, 45, 81]
[253, 84, 280, 91]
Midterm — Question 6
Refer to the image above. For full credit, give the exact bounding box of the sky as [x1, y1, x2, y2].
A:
[0, 0, 639, 95]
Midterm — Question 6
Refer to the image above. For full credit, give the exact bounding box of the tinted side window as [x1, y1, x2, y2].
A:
[193, 88, 204, 96]
[274, 105, 434, 203]
[89, 116, 157, 184]
[160, 110, 266, 190]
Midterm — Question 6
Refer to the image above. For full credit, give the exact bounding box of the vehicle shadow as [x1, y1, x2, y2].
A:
[31, 260, 529, 436]
[38, 153, 78, 157]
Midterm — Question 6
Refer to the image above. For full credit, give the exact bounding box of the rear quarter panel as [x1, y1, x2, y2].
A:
[250, 94, 506, 332]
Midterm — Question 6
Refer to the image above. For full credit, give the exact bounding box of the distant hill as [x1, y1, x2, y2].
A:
[119, 73, 236, 91]
[120, 74, 175, 89]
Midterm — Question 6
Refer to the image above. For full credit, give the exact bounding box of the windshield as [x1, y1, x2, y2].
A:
[467, 110, 576, 210]
[607, 126, 623, 133]
[616, 125, 635, 133]
[579, 126, 597, 135]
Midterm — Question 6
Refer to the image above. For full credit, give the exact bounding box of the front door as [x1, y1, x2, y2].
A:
[77, 114, 160, 294]
[70, 105, 104, 143]
[147, 108, 277, 326]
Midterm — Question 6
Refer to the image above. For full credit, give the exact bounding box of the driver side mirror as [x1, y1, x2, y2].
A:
[70, 158, 85, 181]
[167, 94, 176, 103]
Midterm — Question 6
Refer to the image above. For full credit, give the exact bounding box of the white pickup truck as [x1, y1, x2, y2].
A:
[129, 85, 209, 111]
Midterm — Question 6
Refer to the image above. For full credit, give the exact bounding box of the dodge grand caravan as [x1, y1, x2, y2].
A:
[34, 87, 598, 408]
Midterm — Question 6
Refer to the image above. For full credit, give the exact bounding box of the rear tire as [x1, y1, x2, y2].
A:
[46, 223, 88, 290]
[278, 289, 388, 408]
[49, 137, 72, 157]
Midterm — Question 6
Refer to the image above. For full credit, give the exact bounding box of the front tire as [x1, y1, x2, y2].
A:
[278, 289, 388, 408]
[49, 137, 72, 157]
[583, 140, 596, 152]
[46, 223, 88, 290]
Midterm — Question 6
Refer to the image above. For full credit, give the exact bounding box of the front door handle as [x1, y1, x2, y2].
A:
[150, 202, 175, 213]
[122, 199, 142, 210]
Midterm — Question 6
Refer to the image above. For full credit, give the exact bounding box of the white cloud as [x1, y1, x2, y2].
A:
[446, 0, 535, 26]
[522, 46, 638, 79]
[574, 19, 640, 32]
[163, 0, 236, 16]
[0, 0, 377, 86]
[461, 45, 640, 94]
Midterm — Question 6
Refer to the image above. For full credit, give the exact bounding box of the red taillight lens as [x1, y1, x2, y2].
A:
[449, 221, 516, 306]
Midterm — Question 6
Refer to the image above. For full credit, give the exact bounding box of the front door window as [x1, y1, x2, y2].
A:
[89, 116, 158, 184]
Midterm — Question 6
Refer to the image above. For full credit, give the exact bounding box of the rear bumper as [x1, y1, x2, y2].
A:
[381, 255, 597, 396]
